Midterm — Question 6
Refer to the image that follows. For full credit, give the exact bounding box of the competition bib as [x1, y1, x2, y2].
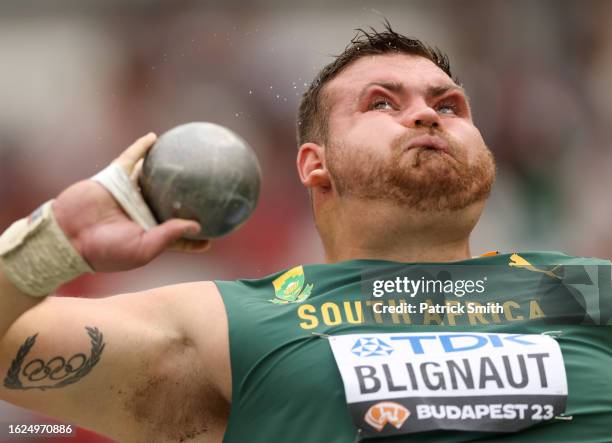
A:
[329, 332, 567, 437]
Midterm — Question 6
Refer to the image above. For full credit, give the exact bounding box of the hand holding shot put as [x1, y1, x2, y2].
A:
[54, 132, 207, 274]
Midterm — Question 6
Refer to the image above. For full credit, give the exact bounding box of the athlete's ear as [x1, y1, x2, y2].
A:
[297, 142, 331, 190]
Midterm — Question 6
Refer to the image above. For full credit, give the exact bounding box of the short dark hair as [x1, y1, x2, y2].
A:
[296, 21, 456, 147]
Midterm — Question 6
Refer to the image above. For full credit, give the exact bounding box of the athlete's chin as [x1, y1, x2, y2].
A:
[395, 156, 459, 182]
[387, 171, 493, 212]
[395, 191, 489, 213]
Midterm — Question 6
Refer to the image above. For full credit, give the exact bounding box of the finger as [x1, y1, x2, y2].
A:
[169, 238, 211, 253]
[138, 218, 201, 262]
[114, 132, 157, 174]
[130, 158, 144, 185]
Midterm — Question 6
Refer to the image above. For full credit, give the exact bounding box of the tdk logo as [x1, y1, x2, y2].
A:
[390, 334, 537, 355]
[352, 337, 394, 357]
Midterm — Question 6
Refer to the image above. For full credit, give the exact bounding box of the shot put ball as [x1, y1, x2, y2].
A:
[138, 122, 261, 239]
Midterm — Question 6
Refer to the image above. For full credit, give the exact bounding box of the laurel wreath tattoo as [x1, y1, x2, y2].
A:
[3, 326, 106, 391]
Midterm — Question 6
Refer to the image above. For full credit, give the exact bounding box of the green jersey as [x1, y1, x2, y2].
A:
[216, 252, 612, 442]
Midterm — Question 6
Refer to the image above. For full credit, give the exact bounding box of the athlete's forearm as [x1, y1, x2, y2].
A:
[0, 264, 41, 341]
[0, 201, 91, 341]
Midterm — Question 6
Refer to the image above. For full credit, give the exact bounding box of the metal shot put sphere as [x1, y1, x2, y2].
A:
[139, 122, 261, 239]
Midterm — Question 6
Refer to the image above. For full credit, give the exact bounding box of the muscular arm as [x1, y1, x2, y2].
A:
[0, 134, 228, 442]
[0, 280, 230, 442]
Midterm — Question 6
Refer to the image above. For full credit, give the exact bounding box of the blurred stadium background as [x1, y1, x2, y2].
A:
[1, 0, 611, 441]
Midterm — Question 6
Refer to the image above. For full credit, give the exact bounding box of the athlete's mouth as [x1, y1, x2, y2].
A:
[405, 135, 451, 156]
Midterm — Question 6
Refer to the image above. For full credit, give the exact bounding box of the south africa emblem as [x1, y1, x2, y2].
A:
[269, 265, 313, 304]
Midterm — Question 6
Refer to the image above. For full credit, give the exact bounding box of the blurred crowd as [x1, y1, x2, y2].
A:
[1, 0, 611, 441]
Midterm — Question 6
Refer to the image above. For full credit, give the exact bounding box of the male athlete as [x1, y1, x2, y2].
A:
[1, 25, 610, 443]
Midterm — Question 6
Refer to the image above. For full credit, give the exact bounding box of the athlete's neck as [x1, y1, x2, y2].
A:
[317, 198, 483, 264]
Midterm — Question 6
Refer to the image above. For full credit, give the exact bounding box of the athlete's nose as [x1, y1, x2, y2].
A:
[402, 101, 441, 129]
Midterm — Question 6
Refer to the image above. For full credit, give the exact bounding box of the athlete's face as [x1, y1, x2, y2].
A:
[322, 53, 495, 211]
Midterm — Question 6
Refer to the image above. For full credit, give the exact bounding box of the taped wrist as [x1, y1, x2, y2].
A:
[91, 163, 158, 231]
[0, 201, 93, 297]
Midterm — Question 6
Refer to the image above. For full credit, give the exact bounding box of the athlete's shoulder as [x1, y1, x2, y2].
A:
[213, 251, 612, 300]
[214, 263, 319, 303]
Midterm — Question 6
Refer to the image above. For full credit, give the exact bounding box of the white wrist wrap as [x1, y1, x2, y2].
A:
[0, 201, 93, 297]
[91, 163, 159, 231]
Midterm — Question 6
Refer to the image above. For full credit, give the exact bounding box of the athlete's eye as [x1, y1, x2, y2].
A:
[436, 100, 459, 115]
[370, 98, 395, 111]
